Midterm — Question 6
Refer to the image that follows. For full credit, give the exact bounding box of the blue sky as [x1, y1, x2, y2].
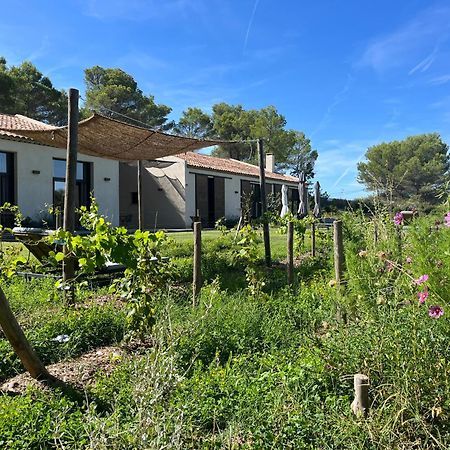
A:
[2, 0, 450, 198]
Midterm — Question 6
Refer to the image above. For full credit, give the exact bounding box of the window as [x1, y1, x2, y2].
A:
[0, 152, 14, 204]
[0, 152, 15, 227]
[53, 159, 91, 211]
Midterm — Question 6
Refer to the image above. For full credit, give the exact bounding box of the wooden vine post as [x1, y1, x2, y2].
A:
[287, 221, 294, 285]
[311, 221, 316, 257]
[333, 220, 344, 285]
[192, 221, 202, 305]
[137, 160, 144, 230]
[351, 373, 370, 417]
[258, 138, 271, 267]
[62, 88, 79, 301]
[0, 287, 49, 379]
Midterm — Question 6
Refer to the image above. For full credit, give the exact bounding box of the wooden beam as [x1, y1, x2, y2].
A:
[137, 160, 144, 230]
[192, 221, 202, 305]
[258, 138, 271, 267]
[0, 286, 49, 379]
[287, 221, 294, 284]
[333, 220, 344, 284]
[62, 88, 79, 289]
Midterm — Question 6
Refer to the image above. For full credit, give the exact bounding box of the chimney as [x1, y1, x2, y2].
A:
[265, 153, 275, 172]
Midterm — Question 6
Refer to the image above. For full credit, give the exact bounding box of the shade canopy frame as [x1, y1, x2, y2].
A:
[1, 112, 236, 161]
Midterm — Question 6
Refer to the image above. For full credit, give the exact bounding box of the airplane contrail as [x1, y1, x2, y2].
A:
[243, 0, 261, 55]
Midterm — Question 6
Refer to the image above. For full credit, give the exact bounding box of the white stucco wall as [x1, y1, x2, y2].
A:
[0, 137, 120, 225]
[119, 157, 187, 229]
[184, 167, 298, 226]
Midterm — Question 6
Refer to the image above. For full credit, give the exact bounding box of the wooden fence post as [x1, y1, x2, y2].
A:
[63, 88, 79, 303]
[287, 221, 294, 285]
[351, 373, 369, 417]
[311, 221, 316, 257]
[333, 220, 344, 284]
[192, 221, 202, 305]
[0, 286, 49, 379]
[137, 160, 144, 230]
[258, 138, 271, 267]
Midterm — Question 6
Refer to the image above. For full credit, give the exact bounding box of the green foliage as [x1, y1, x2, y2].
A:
[210, 103, 317, 177]
[0, 57, 67, 125]
[0, 278, 125, 381]
[84, 65, 172, 129]
[1, 207, 450, 448]
[233, 225, 265, 296]
[173, 106, 213, 138]
[357, 133, 450, 209]
[47, 199, 170, 337]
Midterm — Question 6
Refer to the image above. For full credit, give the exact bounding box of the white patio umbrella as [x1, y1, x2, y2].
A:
[313, 181, 321, 218]
[280, 184, 289, 217]
[297, 172, 308, 218]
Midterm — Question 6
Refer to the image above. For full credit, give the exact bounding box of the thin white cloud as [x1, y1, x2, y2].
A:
[116, 51, 168, 71]
[81, 0, 199, 21]
[429, 74, 450, 85]
[357, 5, 450, 73]
[311, 74, 354, 136]
[408, 45, 438, 75]
[243, 0, 261, 55]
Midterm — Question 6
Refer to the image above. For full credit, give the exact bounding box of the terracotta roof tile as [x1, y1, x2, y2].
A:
[0, 114, 53, 131]
[0, 114, 53, 142]
[176, 151, 298, 183]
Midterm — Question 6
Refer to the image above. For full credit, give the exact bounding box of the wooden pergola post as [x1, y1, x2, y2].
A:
[137, 160, 144, 230]
[258, 138, 271, 267]
[62, 88, 79, 293]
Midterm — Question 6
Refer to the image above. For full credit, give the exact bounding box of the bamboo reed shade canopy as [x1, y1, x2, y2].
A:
[1, 113, 234, 161]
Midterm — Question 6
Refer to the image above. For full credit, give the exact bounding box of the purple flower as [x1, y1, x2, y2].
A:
[428, 305, 444, 319]
[414, 274, 429, 285]
[417, 291, 428, 304]
[445, 212, 450, 227]
[405, 256, 412, 264]
[394, 212, 404, 226]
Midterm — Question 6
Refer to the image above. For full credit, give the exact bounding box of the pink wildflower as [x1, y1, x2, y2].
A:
[414, 274, 429, 285]
[428, 305, 444, 319]
[394, 212, 404, 226]
[405, 256, 412, 264]
[417, 291, 428, 304]
[445, 212, 450, 227]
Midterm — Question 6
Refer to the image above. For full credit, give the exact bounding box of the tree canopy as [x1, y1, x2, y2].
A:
[0, 57, 67, 125]
[196, 103, 317, 178]
[357, 133, 450, 208]
[172, 107, 213, 138]
[83, 66, 172, 130]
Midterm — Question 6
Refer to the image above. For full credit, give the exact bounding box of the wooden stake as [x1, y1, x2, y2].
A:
[63, 88, 79, 299]
[333, 220, 344, 284]
[351, 373, 369, 417]
[192, 221, 202, 305]
[258, 138, 271, 267]
[137, 160, 144, 230]
[0, 286, 49, 379]
[311, 221, 316, 257]
[287, 221, 294, 285]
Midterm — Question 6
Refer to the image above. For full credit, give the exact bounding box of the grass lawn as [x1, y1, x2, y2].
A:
[167, 226, 310, 261]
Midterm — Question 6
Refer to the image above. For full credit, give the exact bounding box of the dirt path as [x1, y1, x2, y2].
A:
[1, 345, 126, 395]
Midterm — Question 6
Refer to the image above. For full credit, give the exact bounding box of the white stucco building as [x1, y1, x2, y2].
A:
[0, 114, 119, 227]
[119, 151, 300, 229]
